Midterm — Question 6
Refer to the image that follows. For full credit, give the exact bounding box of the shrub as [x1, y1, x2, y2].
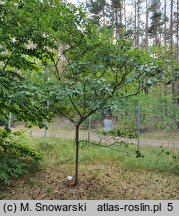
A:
[0, 129, 43, 184]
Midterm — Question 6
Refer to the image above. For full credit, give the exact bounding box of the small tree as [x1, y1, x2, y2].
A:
[46, 27, 164, 185]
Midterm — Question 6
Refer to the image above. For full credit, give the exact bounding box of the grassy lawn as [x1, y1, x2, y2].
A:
[0, 138, 179, 200]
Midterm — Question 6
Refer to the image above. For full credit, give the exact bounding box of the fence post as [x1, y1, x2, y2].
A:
[44, 100, 49, 142]
[8, 112, 12, 129]
[88, 114, 91, 143]
[88, 102, 92, 143]
[137, 100, 141, 150]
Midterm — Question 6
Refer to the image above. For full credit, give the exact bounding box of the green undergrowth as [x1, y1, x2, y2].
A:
[37, 138, 179, 176]
[0, 129, 43, 184]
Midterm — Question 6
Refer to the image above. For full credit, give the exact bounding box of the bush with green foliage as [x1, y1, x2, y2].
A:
[0, 129, 43, 184]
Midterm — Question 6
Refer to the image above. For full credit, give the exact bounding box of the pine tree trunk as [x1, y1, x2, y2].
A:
[177, 82, 179, 129]
[170, 0, 176, 111]
[176, 0, 179, 128]
[137, 0, 140, 47]
[119, 0, 123, 37]
[74, 124, 80, 186]
[154, 14, 158, 45]
[123, 0, 126, 31]
[172, 83, 176, 103]
[177, 83, 179, 106]
[163, 0, 168, 98]
[170, 0, 173, 50]
[116, 5, 119, 38]
[134, 0, 137, 47]
[103, 6, 106, 26]
[145, 0, 149, 49]
[176, 0, 179, 61]
[164, 0, 167, 45]
[111, 0, 116, 38]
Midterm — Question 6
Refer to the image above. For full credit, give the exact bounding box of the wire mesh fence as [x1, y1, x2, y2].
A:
[16, 115, 179, 149]
[6, 89, 179, 149]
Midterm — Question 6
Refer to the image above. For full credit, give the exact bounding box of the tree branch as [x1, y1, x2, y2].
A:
[79, 140, 122, 152]
[43, 49, 61, 80]
[59, 112, 77, 125]
[68, 95, 83, 118]
[2, 49, 16, 73]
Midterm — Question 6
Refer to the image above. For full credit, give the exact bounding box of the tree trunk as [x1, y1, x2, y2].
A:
[154, 13, 158, 45]
[116, 4, 119, 38]
[145, 0, 149, 49]
[177, 83, 179, 106]
[163, 0, 167, 97]
[111, 0, 115, 38]
[123, 0, 126, 31]
[102, 6, 106, 26]
[134, 0, 137, 47]
[172, 82, 176, 103]
[177, 0, 179, 128]
[119, 0, 123, 38]
[164, 82, 168, 96]
[176, 0, 179, 61]
[74, 124, 80, 186]
[137, 0, 140, 47]
[170, 0, 173, 50]
[164, 0, 167, 45]
[170, 0, 175, 109]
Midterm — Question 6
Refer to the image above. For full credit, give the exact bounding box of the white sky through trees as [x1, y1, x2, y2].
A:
[67, 0, 133, 14]
[67, 0, 79, 5]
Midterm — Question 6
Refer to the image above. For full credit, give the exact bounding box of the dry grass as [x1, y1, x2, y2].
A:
[0, 163, 178, 200]
[141, 130, 179, 141]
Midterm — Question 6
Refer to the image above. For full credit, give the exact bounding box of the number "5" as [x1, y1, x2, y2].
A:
[167, 203, 173, 211]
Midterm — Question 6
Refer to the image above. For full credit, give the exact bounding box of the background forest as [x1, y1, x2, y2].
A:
[82, 0, 179, 130]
